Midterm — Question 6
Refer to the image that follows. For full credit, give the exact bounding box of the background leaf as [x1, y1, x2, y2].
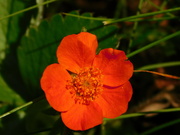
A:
[0, 0, 36, 62]
[0, 75, 25, 135]
[0, 0, 37, 100]
[0, 75, 24, 105]
[18, 11, 118, 98]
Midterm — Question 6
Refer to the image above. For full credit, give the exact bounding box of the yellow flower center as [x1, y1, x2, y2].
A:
[66, 67, 103, 105]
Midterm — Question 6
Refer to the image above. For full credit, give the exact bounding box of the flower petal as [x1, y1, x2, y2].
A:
[96, 81, 133, 118]
[93, 48, 133, 87]
[57, 32, 98, 73]
[61, 102, 103, 131]
[123, 81, 133, 102]
[40, 64, 74, 112]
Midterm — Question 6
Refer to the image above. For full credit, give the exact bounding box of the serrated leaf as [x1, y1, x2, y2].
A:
[18, 11, 118, 97]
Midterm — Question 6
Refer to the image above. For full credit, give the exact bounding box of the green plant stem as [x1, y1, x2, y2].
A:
[130, 16, 178, 22]
[127, 30, 180, 58]
[0, 0, 57, 21]
[62, 12, 108, 21]
[103, 7, 180, 24]
[0, 95, 44, 119]
[0, 101, 33, 119]
[148, 0, 174, 17]
[140, 119, 180, 135]
[101, 121, 106, 135]
[113, 0, 127, 18]
[128, 0, 144, 49]
[63, 12, 177, 22]
[137, 61, 180, 70]
[104, 107, 180, 121]
[62, 7, 180, 24]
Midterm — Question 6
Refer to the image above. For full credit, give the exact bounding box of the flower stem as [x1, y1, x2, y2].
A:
[101, 121, 106, 135]
[0, 95, 45, 119]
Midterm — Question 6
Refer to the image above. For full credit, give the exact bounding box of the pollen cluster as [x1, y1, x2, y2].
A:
[66, 67, 103, 105]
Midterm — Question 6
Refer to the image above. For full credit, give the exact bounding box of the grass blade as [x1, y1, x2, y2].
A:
[137, 61, 180, 70]
[127, 31, 180, 58]
[104, 107, 180, 121]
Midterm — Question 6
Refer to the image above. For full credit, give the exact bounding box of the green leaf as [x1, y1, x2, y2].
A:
[0, 74, 24, 105]
[49, 118, 72, 135]
[18, 11, 118, 97]
[24, 99, 58, 134]
[0, 0, 9, 62]
[0, 0, 35, 63]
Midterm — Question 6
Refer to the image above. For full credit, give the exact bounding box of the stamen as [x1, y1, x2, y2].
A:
[66, 67, 103, 105]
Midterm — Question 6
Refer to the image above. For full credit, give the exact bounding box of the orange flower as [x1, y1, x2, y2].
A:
[40, 32, 133, 131]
